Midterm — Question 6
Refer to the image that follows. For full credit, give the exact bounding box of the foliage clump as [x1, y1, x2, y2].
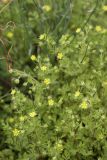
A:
[1, 0, 107, 160]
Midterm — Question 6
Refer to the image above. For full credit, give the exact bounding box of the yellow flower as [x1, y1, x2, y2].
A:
[29, 111, 37, 118]
[8, 118, 14, 123]
[101, 28, 107, 33]
[12, 129, 20, 137]
[48, 99, 54, 106]
[19, 116, 25, 122]
[75, 91, 80, 98]
[39, 33, 47, 40]
[80, 101, 88, 109]
[31, 55, 36, 61]
[41, 66, 47, 71]
[55, 140, 63, 151]
[102, 5, 107, 11]
[95, 26, 102, 32]
[6, 32, 13, 39]
[76, 28, 81, 33]
[11, 89, 16, 95]
[102, 81, 107, 87]
[44, 78, 51, 85]
[57, 52, 63, 60]
[42, 5, 51, 12]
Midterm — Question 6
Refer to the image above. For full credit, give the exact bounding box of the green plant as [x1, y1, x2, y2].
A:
[1, 24, 107, 159]
[1, 0, 107, 160]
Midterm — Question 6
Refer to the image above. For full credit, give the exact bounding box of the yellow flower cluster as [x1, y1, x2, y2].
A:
[102, 5, 107, 11]
[95, 26, 107, 33]
[76, 28, 81, 33]
[39, 33, 47, 40]
[41, 66, 47, 71]
[31, 55, 36, 61]
[95, 26, 102, 32]
[42, 5, 51, 12]
[44, 78, 51, 85]
[12, 128, 20, 137]
[29, 111, 37, 118]
[12, 112, 37, 137]
[57, 52, 63, 60]
[75, 91, 81, 98]
[48, 99, 54, 106]
[11, 89, 16, 95]
[6, 32, 13, 39]
[80, 101, 88, 109]
[55, 140, 63, 151]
